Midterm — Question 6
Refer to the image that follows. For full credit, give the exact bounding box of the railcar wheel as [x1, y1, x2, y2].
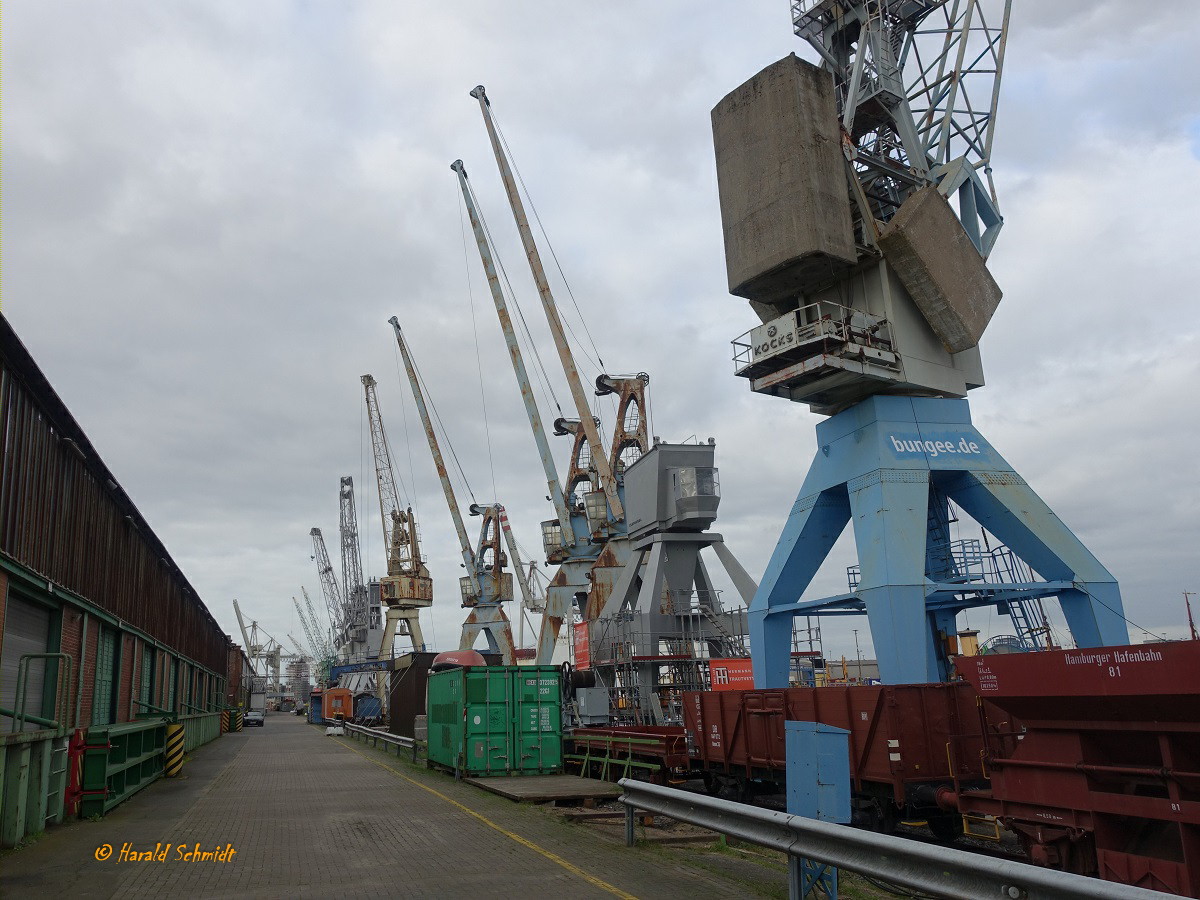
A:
[928, 814, 964, 844]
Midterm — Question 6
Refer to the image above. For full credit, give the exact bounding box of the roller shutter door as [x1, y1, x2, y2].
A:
[1, 596, 53, 731]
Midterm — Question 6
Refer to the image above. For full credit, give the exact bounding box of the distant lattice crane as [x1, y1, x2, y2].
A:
[232, 599, 283, 693]
[339, 475, 374, 644]
[299, 587, 333, 655]
[293, 595, 328, 661]
[362, 374, 433, 655]
[309, 527, 348, 649]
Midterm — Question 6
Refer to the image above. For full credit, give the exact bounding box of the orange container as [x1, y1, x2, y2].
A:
[323, 687, 354, 721]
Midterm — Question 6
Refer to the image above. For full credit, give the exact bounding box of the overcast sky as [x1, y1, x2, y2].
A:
[4, 1, 1198, 666]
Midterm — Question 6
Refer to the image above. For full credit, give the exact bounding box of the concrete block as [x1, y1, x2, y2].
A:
[712, 53, 857, 305]
[878, 186, 1002, 353]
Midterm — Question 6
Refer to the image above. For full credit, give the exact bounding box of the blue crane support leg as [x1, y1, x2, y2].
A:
[750, 396, 1129, 686]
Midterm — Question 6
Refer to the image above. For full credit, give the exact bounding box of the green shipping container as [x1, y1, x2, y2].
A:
[426, 665, 562, 777]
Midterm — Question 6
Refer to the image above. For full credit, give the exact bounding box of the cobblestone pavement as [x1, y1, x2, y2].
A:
[1, 713, 777, 898]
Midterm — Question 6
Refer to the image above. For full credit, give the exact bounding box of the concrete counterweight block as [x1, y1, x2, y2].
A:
[877, 186, 1003, 353]
[712, 53, 857, 307]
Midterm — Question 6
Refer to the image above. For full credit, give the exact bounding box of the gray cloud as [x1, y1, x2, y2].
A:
[5, 1, 1197, 664]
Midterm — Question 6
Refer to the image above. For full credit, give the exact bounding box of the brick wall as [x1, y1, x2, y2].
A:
[78, 623, 98, 726]
[59, 605, 84, 721]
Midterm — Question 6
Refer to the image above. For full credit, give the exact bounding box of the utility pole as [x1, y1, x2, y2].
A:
[853, 629, 863, 683]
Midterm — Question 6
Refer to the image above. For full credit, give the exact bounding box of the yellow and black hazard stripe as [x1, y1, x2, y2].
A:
[165, 723, 185, 777]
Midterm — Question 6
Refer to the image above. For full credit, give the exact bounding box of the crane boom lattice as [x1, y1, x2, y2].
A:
[361, 374, 432, 655]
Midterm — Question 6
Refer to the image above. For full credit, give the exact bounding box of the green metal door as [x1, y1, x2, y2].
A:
[513, 666, 562, 773]
[139, 646, 153, 714]
[92, 629, 116, 726]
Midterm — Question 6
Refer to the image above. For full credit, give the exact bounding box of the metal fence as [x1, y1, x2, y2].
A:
[617, 780, 1166, 900]
[178, 711, 221, 752]
[342, 721, 419, 762]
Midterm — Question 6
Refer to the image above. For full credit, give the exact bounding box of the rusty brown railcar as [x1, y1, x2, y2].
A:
[955, 643, 1200, 896]
[682, 682, 987, 836]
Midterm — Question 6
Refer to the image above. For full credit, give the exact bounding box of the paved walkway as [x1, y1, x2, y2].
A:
[1, 714, 776, 898]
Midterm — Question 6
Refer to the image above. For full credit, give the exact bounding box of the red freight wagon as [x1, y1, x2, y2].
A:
[683, 683, 987, 836]
[955, 642, 1200, 896]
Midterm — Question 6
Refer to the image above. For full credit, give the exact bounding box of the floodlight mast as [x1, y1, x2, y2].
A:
[469, 85, 624, 522]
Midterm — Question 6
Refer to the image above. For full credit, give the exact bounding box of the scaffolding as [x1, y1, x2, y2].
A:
[584, 591, 749, 726]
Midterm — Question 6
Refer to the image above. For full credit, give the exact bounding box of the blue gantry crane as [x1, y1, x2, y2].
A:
[713, 0, 1129, 685]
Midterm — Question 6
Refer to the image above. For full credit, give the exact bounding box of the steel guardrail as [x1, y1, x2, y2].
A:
[342, 721, 420, 762]
[617, 779, 1168, 900]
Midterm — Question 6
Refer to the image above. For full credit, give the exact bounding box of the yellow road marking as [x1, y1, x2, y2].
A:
[335, 737, 638, 900]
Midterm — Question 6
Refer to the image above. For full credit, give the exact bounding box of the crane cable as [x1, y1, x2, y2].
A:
[492, 110, 607, 376]
[394, 337, 479, 508]
[458, 182, 500, 502]
[492, 110, 622, 433]
[391, 346, 422, 519]
[463, 175, 565, 422]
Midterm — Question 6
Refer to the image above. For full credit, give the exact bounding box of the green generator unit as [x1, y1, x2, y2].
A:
[426, 665, 562, 776]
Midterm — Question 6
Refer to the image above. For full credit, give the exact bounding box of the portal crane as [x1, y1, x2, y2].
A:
[470, 85, 626, 523]
[725, 1, 1128, 686]
[299, 587, 333, 657]
[389, 316, 517, 664]
[460, 96, 655, 611]
[293, 595, 329, 661]
[309, 528, 347, 650]
[451, 158, 591, 661]
[338, 475, 373, 645]
[232, 599, 283, 693]
[464, 87, 762, 722]
[362, 374, 433, 655]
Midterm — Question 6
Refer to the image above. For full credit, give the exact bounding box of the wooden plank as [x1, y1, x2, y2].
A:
[464, 774, 621, 803]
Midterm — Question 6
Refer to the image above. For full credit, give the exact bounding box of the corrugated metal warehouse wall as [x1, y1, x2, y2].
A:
[0, 313, 236, 845]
